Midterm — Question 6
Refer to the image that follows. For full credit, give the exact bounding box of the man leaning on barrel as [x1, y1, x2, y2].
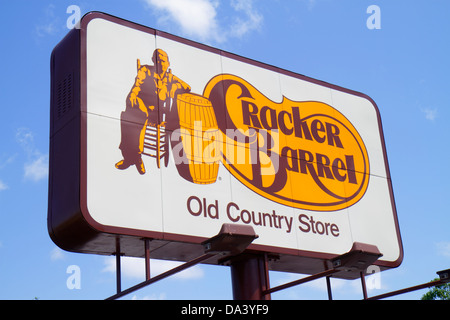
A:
[115, 49, 191, 174]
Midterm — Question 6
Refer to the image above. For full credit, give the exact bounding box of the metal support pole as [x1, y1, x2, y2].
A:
[230, 253, 271, 300]
[263, 253, 271, 300]
[144, 239, 151, 281]
[106, 253, 215, 300]
[115, 238, 121, 294]
[360, 271, 368, 300]
[263, 269, 338, 296]
[326, 276, 333, 300]
[367, 278, 445, 300]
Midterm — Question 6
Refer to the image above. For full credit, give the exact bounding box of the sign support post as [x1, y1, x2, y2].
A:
[360, 271, 368, 300]
[326, 276, 333, 300]
[229, 253, 271, 300]
[115, 238, 121, 294]
[144, 239, 151, 281]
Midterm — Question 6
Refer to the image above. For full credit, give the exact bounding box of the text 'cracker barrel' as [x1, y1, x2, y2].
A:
[177, 93, 220, 184]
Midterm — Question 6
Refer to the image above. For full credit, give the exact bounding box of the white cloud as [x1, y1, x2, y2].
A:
[15, 128, 48, 182]
[145, 0, 221, 42]
[143, 0, 263, 43]
[102, 256, 205, 280]
[35, 23, 58, 37]
[229, 0, 263, 38]
[35, 4, 61, 38]
[152, 259, 204, 280]
[0, 180, 8, 191]
[24, 154, 49, 182]
[16, 127, 35, 150]
[131, 292, 167, 300]
[436, 242, 450, 258]
[50, 247, 66, 261]
[307, 0, 317, 11]
[0, 154, 17, 170]
[103, 256, 143, 279]
[421, 107, 438, 121]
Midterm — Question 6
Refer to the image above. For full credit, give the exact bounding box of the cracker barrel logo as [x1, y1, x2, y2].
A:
[115, 49, 369, 212]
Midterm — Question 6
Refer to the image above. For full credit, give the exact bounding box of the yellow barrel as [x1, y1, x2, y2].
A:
[177, 93, 220, 184]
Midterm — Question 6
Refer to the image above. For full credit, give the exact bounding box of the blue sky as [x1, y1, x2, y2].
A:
[0, 0, 449, 300]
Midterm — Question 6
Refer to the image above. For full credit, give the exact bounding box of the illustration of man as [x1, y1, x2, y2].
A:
[115, 49, 191, 174]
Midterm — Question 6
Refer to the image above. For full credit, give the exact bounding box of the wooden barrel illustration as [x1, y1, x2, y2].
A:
[176, 93, 220, 184]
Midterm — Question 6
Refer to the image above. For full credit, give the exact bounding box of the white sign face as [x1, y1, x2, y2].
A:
[52, 13, 402, 270]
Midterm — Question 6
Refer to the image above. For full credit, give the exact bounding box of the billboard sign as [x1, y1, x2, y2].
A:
[49, 12, 402, 277]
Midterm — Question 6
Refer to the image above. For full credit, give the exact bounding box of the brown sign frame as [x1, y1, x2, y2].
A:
[48, 12, 403, 278]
